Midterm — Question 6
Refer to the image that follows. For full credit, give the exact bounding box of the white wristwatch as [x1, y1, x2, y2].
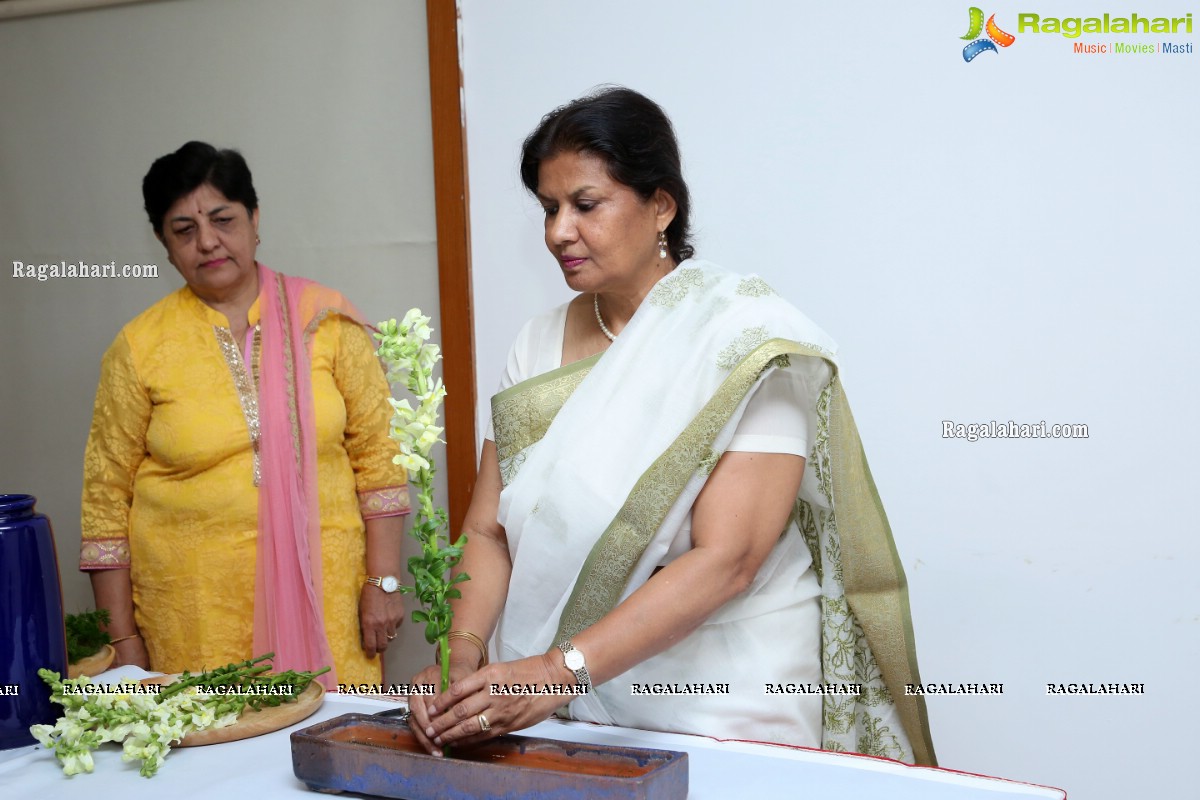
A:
[365, 575, 401, 593]
[557, 640, 591, 691]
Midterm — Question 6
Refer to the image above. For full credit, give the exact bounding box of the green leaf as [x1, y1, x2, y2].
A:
[65, 609, 111, 662]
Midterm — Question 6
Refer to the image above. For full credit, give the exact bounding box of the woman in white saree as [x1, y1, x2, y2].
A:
[408, 87, 935, 766]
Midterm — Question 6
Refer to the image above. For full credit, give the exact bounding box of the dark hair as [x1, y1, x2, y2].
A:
[142, 141, 258, 235]
[520, 86, 694, 262]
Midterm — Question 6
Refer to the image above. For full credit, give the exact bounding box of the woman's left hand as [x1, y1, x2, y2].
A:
[422, 653, 570, 750]
[359, 585, 405, 658]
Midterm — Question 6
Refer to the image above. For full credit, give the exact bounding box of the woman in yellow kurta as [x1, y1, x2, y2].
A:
[80, 142, 409, 687]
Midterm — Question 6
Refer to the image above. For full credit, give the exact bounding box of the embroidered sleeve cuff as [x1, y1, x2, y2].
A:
[80, 538, 131, 569]
[359, 485, 411, 519]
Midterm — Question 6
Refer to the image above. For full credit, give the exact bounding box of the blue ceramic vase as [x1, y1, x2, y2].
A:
[0, 494, 68, 749]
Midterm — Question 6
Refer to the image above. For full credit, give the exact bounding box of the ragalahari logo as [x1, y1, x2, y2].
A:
[962, 7, 1016, 61]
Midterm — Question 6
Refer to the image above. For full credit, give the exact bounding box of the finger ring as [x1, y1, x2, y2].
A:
[477, 713, 491, 732]
[386, 633, 397, 641]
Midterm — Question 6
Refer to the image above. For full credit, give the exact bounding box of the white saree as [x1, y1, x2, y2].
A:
[490, 261, 936, 765]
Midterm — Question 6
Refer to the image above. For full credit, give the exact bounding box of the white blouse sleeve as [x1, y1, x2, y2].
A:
[726, 357, 831, 458]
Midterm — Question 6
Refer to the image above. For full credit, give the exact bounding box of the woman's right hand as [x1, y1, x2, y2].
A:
[112, 636, 150, 669]
[407, 661, 477, 754]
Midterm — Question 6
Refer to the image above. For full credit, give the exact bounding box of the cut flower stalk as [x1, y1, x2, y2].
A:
[375, 310, 469, 722]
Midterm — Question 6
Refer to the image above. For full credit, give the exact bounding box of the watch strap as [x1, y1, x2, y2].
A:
[556, 640, 592, 691]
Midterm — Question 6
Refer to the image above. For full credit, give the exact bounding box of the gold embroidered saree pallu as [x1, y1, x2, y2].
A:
[491, 261, 936, 765]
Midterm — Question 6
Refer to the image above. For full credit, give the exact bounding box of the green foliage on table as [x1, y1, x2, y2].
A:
[158, 652, 329, 711]
[65, 609, 111, 663]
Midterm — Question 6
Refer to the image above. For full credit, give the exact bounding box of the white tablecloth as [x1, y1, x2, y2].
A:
[0, 668, 1064, 800]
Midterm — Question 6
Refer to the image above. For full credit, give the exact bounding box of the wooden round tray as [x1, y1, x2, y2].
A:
[181, 681, 325, 746]
[68, 644, 115, 678]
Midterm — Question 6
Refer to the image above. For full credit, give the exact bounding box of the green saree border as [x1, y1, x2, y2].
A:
[828, 386, 937, 766]
[491, 352, 600, 461]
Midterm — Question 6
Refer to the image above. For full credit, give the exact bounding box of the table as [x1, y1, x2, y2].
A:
[0, 669, 1065, 799]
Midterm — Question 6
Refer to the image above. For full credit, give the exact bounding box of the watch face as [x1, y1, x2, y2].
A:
[380, 576, 399, 593]
[565, 650, 585, 671]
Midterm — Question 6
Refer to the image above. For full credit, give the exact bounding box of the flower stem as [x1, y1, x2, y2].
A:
[438, 636, 451, 694]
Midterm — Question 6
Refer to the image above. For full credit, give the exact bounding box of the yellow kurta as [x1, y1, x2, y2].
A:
[80, 286, 407, 684]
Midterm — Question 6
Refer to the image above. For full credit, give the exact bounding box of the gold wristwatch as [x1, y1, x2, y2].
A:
[365, 575, 401, 593]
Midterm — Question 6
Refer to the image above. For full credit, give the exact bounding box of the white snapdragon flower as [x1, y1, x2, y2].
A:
[29, 723, 54, 748]
[393, 447, 431, 474]
[417, 341, 440, 373]
[400, 308, 433, 342]
[190, 705, 216, 728]
[214, 710, 240, 728]
[61, 748, 95, 776]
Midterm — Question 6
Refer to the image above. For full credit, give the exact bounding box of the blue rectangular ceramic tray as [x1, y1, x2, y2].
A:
[291, 712, 688, 800]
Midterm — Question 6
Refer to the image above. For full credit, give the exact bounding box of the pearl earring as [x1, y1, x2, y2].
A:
[657, 231, 668, 260]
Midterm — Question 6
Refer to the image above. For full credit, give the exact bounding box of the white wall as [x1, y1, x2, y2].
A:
[0, 0, 441, 685]
[461, 2, 1199, 798]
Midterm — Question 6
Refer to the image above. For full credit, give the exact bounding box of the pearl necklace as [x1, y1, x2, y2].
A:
[593, 294, 616, 342]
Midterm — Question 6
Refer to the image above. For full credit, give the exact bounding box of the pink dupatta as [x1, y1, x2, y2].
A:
[252, 265, 362, 690]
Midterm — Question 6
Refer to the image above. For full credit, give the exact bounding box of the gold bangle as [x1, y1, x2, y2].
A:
[108, 633, 140, 645]
[435, 630, 488, 668]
